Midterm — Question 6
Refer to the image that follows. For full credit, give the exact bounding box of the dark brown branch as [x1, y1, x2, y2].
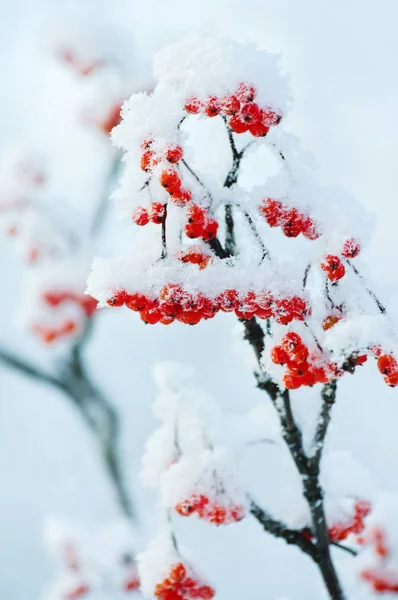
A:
[249, 498, 316, 559]
[161, 203, 168, 259]
[224, 204, 236, 255]
[308, 380, 338, 473]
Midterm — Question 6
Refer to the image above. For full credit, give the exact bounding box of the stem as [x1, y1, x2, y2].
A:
[161, 203, 168, 259]
[181, 158, 213, 204]
[249, 498, 316, 558]
[225, 204, 236, 255]
[308, 381, 337, 472]
[90, 151, 121, 236]
[242, 210, 270, 261]
[0, 323, 136, 523]
[346, 259, 386, 314]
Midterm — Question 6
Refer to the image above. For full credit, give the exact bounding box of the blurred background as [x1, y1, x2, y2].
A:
[1, 0, 398, 598]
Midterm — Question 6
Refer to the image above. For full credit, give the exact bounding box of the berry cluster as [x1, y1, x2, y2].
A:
[32, 319, 77, 344]
[260, 199, 320, 239]
[106, 287, 309, 326]
[175, 493, 245, 525]
[359, 527, 398, 593]
[270, 332, 339, 389]
[328, 500, 371, 542]
[301, 500, 371, 544]
[320, 239, 361, 282]
[154, 563, 215, 600]
[361, 570, 398, 594]
[43, 291, 98, 317]
[64, 583, 89, 600]
[185, 82, 281, 138]
[159, 170, 192, 208]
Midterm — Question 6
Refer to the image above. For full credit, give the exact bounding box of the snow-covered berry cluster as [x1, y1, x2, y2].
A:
[87, 35, 396, 389]
[41, 517, 140, 600]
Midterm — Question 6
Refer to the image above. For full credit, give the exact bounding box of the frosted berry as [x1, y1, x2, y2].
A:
[205, 97, 221, 117]
[184, 96, 203, 114]
[229, 115, 249, 134]
[160, 170, 182, 194]
[235, 82, 256, 102]
[221, 95, 240, 115]
[271, 345, 289, 365]
[342, 238, 360, 258]
[260, 198, 284, 227]
[321, 255, 346, 281]
[166, 145, 183, 164]
[322, 315, 341, 331]
[202, 219, 218, 241]
[149, 202, 166, 224]
[377, 354, 398, 376]
[107, 290, 127, 307]
[281, 208, 303, 238]
[133, 207, 149, 226]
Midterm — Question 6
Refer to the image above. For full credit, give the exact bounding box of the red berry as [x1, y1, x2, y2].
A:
[262, 108, 282, 127]
[321, 255, 346, 281]
[377, 354, 398, 376]
[166, 145, 183, 164]
[177, 310, 203, 325]
[241, 102, 262, 124]
[140, 137, 153, 150]
[302, 216, 321, 240]
[202, 219, 218, 240]
[235, 82, 256, 102]
[248, 122, 270, 137]
[229, 115, 249, 134]
[322, 315, 341, 331]
[140, 150, 154, 172]
[271, 346, 289, 365]
[260, 198, 284, 227]
[221, 95, 240, 115]
[132, 207, 149, 226]
[218, 289, 239, 312]
[171, 188, 192, 207]
[140, 306, 162, 325]
[281, 332, 303, 353]
[342, 238, 361, 258]
[205, 97, 221, 117]
[187, 204, 207, 225]
[125, 293, 148, 311]
[281, 208, 303, 238]
[185, 96, 203, 114]
[107, 290, 127, 307]
[149, 202, 166, 224]
[185, 222, 204, 239]
[160, 169, 182, 194]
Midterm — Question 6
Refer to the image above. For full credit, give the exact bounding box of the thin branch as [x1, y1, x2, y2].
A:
[346, 259, 386, 314]
[242, 210, 270, 261]
[224, 204, 236, 255]
[161, 203, 168, 259]
[90, 151, 121, 236]
[249, 498, 316, 558]
[303, 264, 311, 288]
[0, 346, 66, 391]
[331, 541, 358, 557]
[180, 158, 214, 203]
[308, 380, 338, 473]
